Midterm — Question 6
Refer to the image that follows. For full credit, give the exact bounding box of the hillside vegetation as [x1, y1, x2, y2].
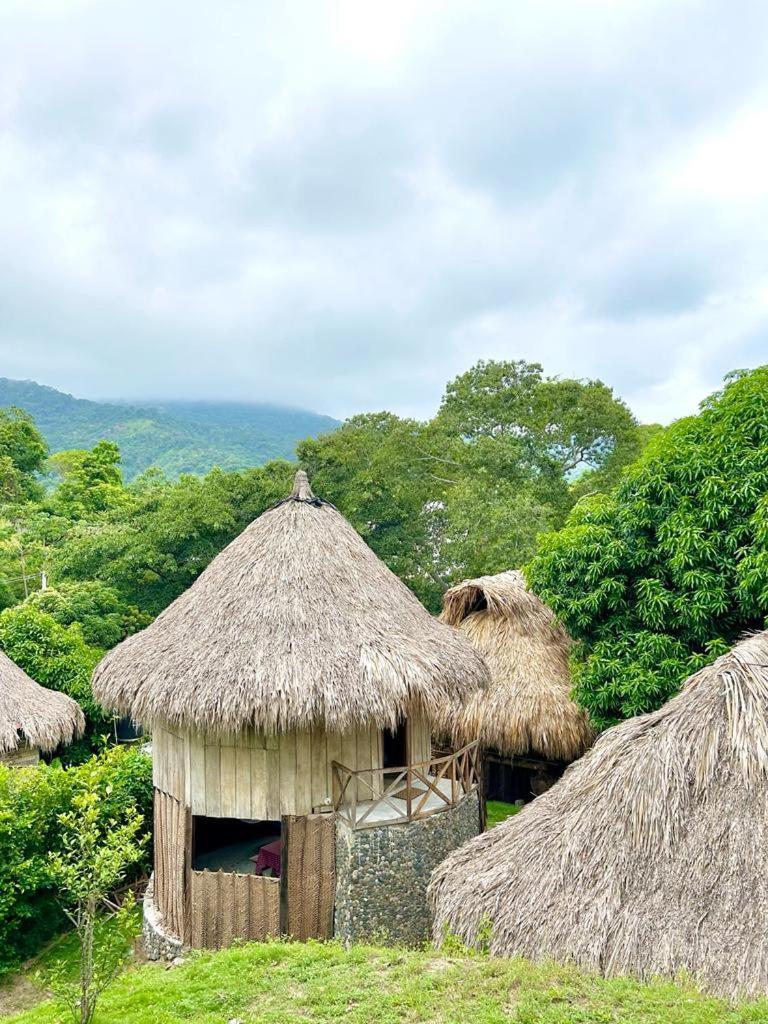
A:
[0, 379, 338, 479]
[5, 936, 767, 1024]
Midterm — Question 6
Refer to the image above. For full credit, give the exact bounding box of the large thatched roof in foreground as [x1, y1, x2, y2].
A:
[93, 471, 489, 735]
[429, 631, 768, 999]
[436, 571, 593, 761]
[0, 649, 84, 755]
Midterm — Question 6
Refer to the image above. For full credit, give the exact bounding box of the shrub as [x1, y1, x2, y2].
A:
[0, 746, 152, 974]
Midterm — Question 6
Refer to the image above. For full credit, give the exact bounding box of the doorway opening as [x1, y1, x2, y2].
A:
[382, 718, 408, 769]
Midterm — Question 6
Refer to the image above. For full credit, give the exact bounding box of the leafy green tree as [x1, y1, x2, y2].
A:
[443, 479, 554, 583]
[25, 580, 149, 648]
[437, 360, 639, 501]
[54, 461, 295, 616]
[528, 367, 768, 728]
[299, 413, 446, 606]
[46, 753, 147, 1024]
[300, 363, 641, 606]
[0, 407, 48, 502]
[52, 442, 128, 516]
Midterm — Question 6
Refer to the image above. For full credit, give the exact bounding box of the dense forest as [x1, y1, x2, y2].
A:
[0, 379, 339, 480]
[1, 359, 767, 754]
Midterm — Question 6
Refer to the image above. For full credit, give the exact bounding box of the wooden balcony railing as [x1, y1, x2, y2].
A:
[331, 740, 481, 830]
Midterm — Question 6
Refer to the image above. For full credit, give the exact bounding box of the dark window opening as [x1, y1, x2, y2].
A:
[192, 816, 282, 875]
[382, 719, 408, 769]
[114, 716, 144, 743]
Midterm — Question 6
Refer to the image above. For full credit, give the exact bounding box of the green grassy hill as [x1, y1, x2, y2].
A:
[4, 935, 765, 1024]
[0, 379, 339, 479]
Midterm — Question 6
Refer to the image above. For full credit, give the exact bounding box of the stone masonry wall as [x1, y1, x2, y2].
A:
[143, 875, 185, 961]
[334, 792, 480, 945]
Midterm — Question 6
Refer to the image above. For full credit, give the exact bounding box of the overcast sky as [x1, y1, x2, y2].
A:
[1, 0, 767, 423]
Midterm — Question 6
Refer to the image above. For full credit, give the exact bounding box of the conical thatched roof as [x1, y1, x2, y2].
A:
[429, 631, 768, 999]
[436, 571, 593, 762]
[0, 649, 85, 755]
[93, 471, 489, 735]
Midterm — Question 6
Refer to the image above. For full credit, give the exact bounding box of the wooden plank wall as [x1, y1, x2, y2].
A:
[152, 727, 186, 801]
[0, 742, 40, 767]
[283, 814, 336, 940]
[183, 724, 381, 819]
[409, 712, 432, 765]
[153, 788, 187, 940]
[186, 870, 280, 947]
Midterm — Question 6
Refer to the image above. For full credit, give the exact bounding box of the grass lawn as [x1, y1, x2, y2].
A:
[4, 936, 768, 1024]
[486, 799, 523, 827]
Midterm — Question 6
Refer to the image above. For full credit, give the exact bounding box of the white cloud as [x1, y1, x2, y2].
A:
[0, 0, 767, 422]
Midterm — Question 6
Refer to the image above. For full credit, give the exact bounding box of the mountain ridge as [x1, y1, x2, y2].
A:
[0, 378, 339, 479]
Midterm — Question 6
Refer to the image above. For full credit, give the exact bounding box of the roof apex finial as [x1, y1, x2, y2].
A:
[291, 469, 314, 501]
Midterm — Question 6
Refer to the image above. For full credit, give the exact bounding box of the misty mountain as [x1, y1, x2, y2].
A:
[0, 378, 339, 479]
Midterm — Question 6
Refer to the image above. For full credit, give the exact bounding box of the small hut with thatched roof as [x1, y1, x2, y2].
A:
[436, 570, 593, 803]
[93, 471, 488, 953]
[0, 650, 84, 766]
[429, 631, 768, 1000]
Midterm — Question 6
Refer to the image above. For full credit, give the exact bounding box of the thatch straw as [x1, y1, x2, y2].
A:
[436, 571, 593, 761]
[93, 471, 490, 735]
[429, 631, 768, 999]
[0, 649, 85, 755]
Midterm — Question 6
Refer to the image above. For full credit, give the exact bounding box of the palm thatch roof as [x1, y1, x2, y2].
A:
[429, 631, 768, 1000]
[93, 471, 489, 735]
[436, 571, 593, 762]
[0, 649, 85, 755]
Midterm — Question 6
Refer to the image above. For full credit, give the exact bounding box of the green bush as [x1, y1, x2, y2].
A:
[24, 581, 150, 649]
[528, 367, 768, 727]
[0, 746, 152, 974]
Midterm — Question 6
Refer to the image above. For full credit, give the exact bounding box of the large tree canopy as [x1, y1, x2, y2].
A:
[0, 407, 48, 502]
[300, 360, 641, 608]
[527, 366, 768, 728]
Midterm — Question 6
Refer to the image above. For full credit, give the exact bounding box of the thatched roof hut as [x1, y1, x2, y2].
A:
[436, 571, 593, 763]
[429, 631, 768, 999]
[94, 471, 489, 951]
[0, 649, 84, 764]
[93, 471, 488, 735]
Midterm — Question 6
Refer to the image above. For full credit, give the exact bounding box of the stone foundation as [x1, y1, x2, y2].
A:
[142, 875, 185, 961]
[334, 792, 481, 945]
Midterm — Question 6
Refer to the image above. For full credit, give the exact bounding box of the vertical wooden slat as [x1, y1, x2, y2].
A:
[250, 746, 267, 818]
[235, 745, 251, 818]
[295, 731, 312, 815]
[189, 733, 206, 814]
[152, 727, 164, 790]
[204, 744, 221, 817]
[264, 746, 280, 820]
[279, 732, 296, 814]
[220, 746, 237, 818]
[326, 730, 343, 805]
[310, 727, 327, 810]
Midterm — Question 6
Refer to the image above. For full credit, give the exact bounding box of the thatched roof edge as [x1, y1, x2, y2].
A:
[0, 649, 85, 754]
